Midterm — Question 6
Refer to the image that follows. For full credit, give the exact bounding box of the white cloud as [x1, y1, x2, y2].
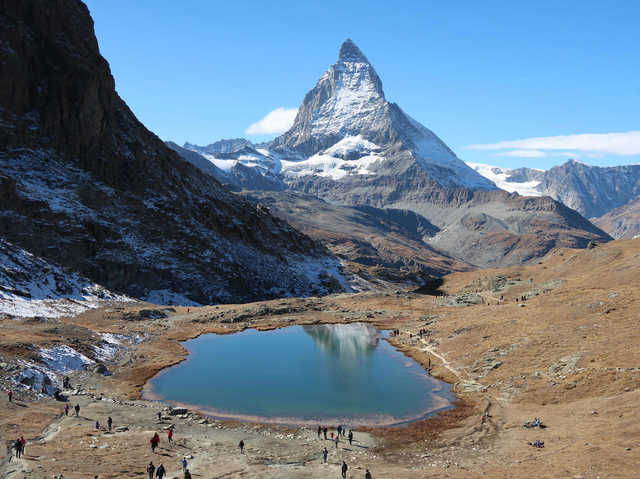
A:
[495, 149, 548, 158]
[465, 131, 640, 157]
[245, 108, 298, 135]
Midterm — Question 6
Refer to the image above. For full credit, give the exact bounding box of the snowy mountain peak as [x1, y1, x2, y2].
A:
[338, 38, 370, 63]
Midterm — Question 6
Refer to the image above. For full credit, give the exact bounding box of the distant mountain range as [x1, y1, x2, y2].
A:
[174, 40, 611, 269]
[468, 160, 640, 220]
[0, 0, 347, 306]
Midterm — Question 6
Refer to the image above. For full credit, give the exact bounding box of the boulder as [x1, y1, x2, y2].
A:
[168, 407, 188, 416]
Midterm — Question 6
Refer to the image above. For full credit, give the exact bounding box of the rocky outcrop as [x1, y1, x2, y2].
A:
[592, 197, 640, 239]
[0, 0, 345, 304]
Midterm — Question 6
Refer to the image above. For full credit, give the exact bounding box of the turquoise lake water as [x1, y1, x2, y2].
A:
[144, 323, 455, 427]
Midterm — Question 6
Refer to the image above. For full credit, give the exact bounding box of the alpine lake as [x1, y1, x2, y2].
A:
[143, 323, 455, 427]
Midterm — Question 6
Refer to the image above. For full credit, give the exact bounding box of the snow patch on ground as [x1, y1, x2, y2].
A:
[14, 346, 95, 393]
[0, 239, 136, 319]
[40, 345, 94, 373]
[143, 290, 203, 307]
[466, 162, 543, 196]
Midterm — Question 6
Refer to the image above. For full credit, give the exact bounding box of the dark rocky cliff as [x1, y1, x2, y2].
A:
[0, 0, 343, 304]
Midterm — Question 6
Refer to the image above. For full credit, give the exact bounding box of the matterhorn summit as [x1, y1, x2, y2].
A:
[269, 39, 496, 191]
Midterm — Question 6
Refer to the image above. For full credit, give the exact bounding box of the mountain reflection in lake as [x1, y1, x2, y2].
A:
[303, 323, 381, 354]
[144, 323, 455, 427]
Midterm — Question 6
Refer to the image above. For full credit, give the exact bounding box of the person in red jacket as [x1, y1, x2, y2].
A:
[167, 428, 173, 442]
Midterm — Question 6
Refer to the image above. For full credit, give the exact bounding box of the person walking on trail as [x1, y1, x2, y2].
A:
[317, 426, 321, 438]
[341, 461, 348, 478]
[239, 439, 244, 453]
[365, 469, 373, 479]
[14, 438, 22, 458]
[107, 416, 112, 431]
[150, 436, 158, 453]
[323, 426, 328, 439]
[330, 431, 334, 441]
[75, 404, 80, 417]
[322, 447, 328, 463]
[167, 428, 173, 442]
[158, 411, 162, 421]
[337, 425, 342, 437]
[348, 430, 353, 445]
[19, 436, 25, 455]
[155, 463, 166, 479]
[181, 457, 188, 473]
[146, 462, 155, 479]
[64, 404, 69, 416]
[184, 469, 192, 479]
[8, 390, 12, 402]
[335, 434, 339, 448]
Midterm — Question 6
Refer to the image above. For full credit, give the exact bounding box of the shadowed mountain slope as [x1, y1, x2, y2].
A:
[0, 0, 345, 305]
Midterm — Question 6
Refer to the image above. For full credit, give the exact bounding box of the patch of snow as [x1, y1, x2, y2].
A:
[281, 136, 383, 180]
[143, 289, 203, 307]
[40, 345, 94, 373]
[0, 239, 136, 319]
[466, 162, 543, 196]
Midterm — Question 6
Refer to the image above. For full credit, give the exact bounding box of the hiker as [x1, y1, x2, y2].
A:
[335, 434, 339, 448]
[146, 462, 155, 479]
[158, 411, 162, 421]
[153, 432, 160, 443]
[20, 436, 25, 455]
[348, 430, 353, 445]
[330, 431, 334, 441]
[341, 461, 348, 478]
[317, 426, 321, 438]
[156, 463, 166, 478]
[95, 421, 101, 430]
[181, 457, 188, 473]
[532, 418, 540, 427]
[8, 390, 12, 402]
[184, 469, 192, 479]
[75, 404, 80, 417]
[337, 425, 342, 437]
[323, 427, 328, 439]
[365, 469, 373, 479]
[150, 437, 158, 453]
[167, 428, 173, 442]
[107, 416, 112, 431]
[323, 447, 328, 463]
[481, 414, 485, 425]
[64, 404, 69, 416]
[14, 438, 22, 458]
[239, 439, 244, 453]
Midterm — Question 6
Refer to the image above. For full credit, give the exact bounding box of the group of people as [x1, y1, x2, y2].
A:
[13, 436, 26, 458]
[146, 461, 167, 479]
[316, 425, 354, 447]
[523, 417, 542, 428]
[147, 458, 190, 478]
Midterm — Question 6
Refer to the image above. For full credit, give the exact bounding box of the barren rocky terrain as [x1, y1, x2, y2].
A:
[2, 238, 639, 478]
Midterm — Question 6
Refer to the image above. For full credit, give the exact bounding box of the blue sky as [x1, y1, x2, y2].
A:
[85, 0, 639, 169]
